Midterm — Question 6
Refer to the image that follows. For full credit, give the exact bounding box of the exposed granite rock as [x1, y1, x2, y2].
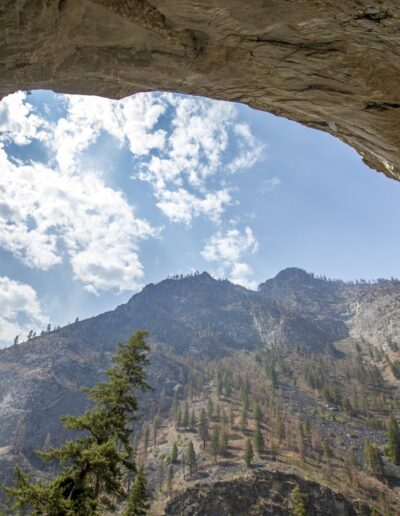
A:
[164, 469, 370, 515]
[1, 1, 400, 178]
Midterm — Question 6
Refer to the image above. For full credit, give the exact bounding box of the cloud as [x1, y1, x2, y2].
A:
[0, 91, 50, 145]
[0, 91, 264, 293]
[52, 93, 166, 171]
[0, 276, 49, 347]
[260, 176, 281, 193]
[155, 188, 231, 225]
[0, 91, 161, 293]
[0, 144, 156, 293]
[201, 226, 258, 288]
[133, 95, 265, 224]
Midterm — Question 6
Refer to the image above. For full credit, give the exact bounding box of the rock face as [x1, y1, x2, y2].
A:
[164, 469, 369, 515]
[1, 1, 400, 179]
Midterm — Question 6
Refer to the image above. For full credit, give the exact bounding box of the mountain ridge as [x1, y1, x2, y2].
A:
[1, 267, 400, 504]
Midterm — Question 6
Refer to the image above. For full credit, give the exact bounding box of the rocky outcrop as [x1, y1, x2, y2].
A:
[1, 1, 400, 179]
[164, 469, 370, 515]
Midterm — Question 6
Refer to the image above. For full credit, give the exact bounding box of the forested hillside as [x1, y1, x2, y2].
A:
[1, 269, 400, 514]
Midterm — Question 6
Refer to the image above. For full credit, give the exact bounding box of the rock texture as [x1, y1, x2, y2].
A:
[1, 1, 400, 178]
[164, 469, 369, 515]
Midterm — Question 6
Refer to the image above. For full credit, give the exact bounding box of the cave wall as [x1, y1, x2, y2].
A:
[1, 0, 399, 179]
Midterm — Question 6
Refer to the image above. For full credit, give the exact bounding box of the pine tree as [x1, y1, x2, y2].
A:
[216, 403, 221, 422]
[198, 408, 209, 449]
[5, 331, 151, 515]
[190, 409, 197, 430]
[269, 364, 278, 389]
[167, 465, 174, 497]
[254, 402, 263, 425]
[175, 407, 182, 429]
[291, 484, 306, 516]
[209, 426, 220, 463]
[186, 441, 196, 477]
[219, 427, 228, 455]
[364, 439, 384, 477]
[240, 406, 248, 433]
[157, 457, 165, 492]
[244, 438, 254, 467]
[170, 441, 178, 463]
[229, 405, 234, 429]
[143, 423, 150, 454]
[125, 466, 150, 516]
[387, 415, 400, 464]
[253, 424, 265, 455]
[323, 440, 333, 462]
[223, 372, 231, 398]
[207, 398, 214, 419]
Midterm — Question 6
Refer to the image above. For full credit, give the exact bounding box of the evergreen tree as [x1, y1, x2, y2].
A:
[229, 405, 234, 429]
[143, 423, 150, 455]
[215, 403, 221, 422]
[223, 372, 231, 398]
[219, 427, 228, 455]
[209, 426, 220, 463]
[190, 409, 197, 430]
[221, 408, 228, 429]
[387, 415, 400, 464]
[170, 441, 178, 464]
[167, 465, 174, 497]
[217, 377, 224, 399]
[198, 408, 209, 449]
[254, 402, 263, 425]
[291, 484, 306, 516]
[240, 383, 250, 411]
[240, 406, 248, 433]
[157, 457, 165, 492]
[186, 441, 196, 477]
[244, 438, 254, 467]
[253, 425, 265, 455]
[323, 440, 333, 462]
[5, 331, 151, 515]
[268, 364, 278, 389]
[364, 439, 384, 477]
[125, 466, 150, 516]
[207, 398, 214, 419]
[175, 407, 182, 429]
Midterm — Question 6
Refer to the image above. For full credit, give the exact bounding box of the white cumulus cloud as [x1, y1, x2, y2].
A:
[0, 276, 49, 347]
[134, 94, 264, 224]
[0, 92, 159, 293]
[201, 227, 258, 289]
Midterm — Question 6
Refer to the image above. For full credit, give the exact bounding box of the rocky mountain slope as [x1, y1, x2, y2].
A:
[164, 469, 368, 516]
[1, 268, 400, 512]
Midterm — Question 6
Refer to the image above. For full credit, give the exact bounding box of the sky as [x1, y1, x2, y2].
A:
[1, 89, 400, 347]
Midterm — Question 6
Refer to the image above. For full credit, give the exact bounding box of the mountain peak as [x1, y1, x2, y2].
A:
[273, 267, 313, 282]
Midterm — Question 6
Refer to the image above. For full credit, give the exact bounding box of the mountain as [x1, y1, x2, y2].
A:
[1, 268, 400, 514]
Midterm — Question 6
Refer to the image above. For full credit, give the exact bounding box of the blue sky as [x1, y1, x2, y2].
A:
[0, 90, 400, 346]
